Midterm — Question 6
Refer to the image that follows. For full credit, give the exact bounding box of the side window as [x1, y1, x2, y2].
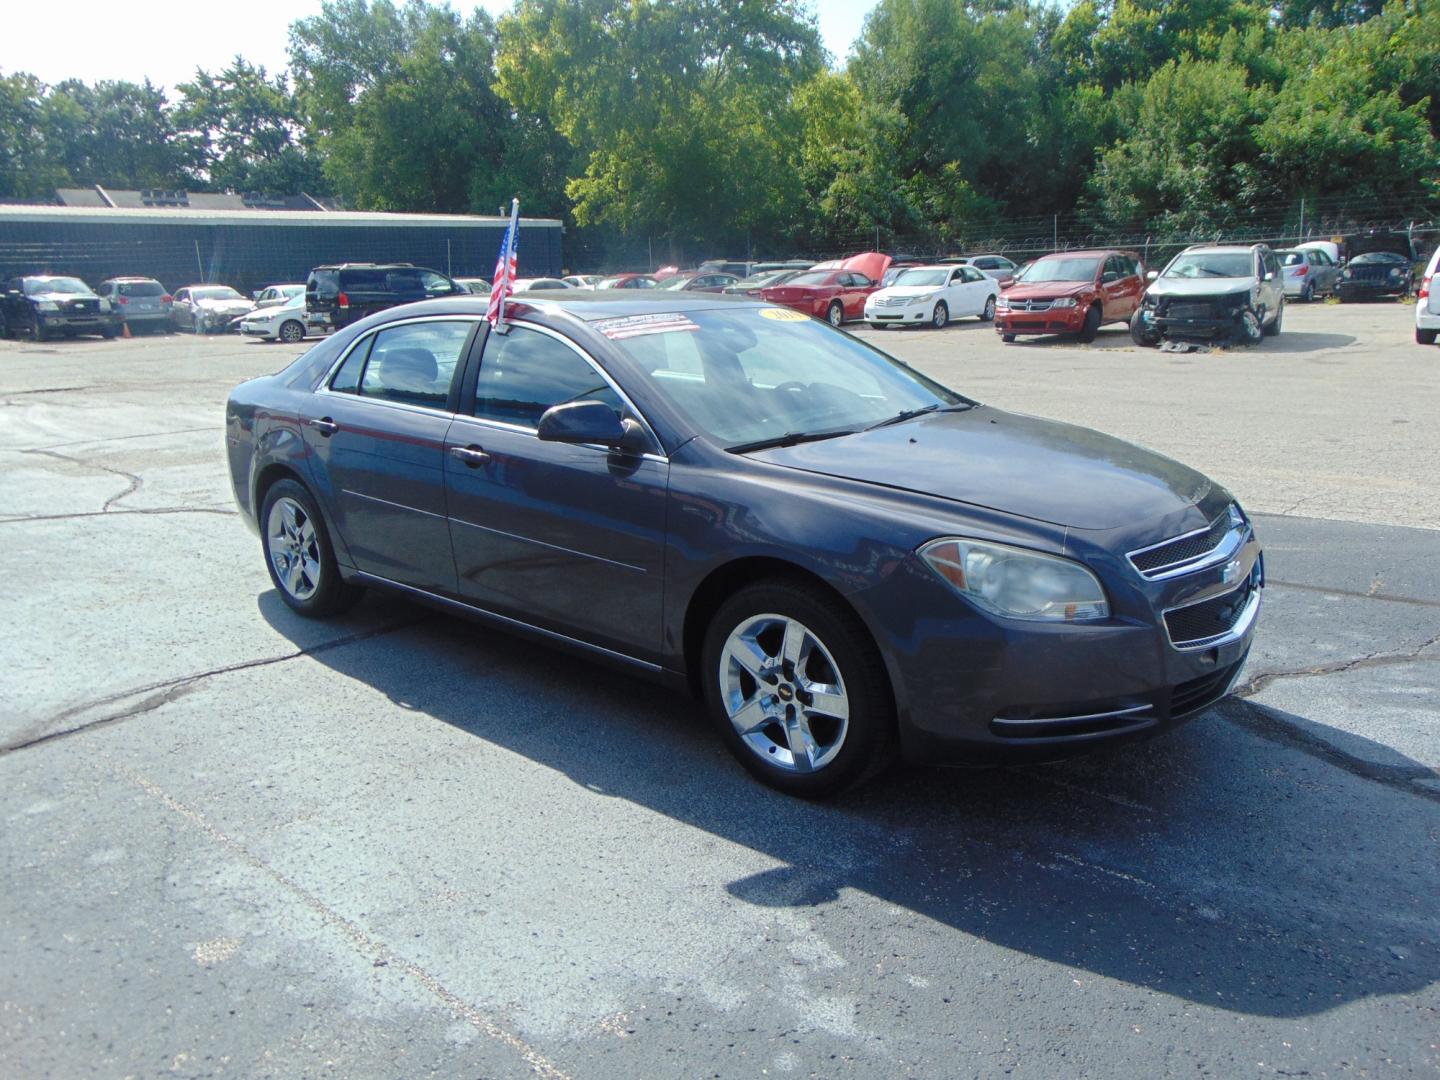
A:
[963, 267, 985, 283]
[329, 337, 371, 394]
[419, 270, 457, 295]
[175, 289, 189, 302]
[473, 326, 623, 428]
[356, 320, 473, 409]
[949, 270, 965, 285]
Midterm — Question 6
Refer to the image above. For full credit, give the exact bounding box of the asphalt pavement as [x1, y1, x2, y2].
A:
[2, 303, 1436, 1078]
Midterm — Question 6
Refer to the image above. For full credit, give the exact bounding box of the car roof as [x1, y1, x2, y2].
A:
[1033, 249, 1133, 258]
[1182, 245, 1261, 254]
[103, 275, 162, 282]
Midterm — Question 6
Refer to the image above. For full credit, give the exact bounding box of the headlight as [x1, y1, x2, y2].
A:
[98, 299, 111, 312]
[1388, 268, 1402, 279]
[996, 297, 1009, 310]
[36, 301, 59, 312]
[1341, 269, 1352, 279]
[1051, 297, 1077, 308]
[919, 538, 1109, 622]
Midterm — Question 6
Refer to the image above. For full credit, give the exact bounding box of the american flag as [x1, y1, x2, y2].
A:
[487, 199, 520, 326]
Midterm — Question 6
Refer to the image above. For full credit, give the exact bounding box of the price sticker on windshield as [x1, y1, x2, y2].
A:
[759, 308, 808, 322]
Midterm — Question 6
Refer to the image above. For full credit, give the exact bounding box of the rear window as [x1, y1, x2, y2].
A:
[117, 281, 164, 297]
[308, 270, 340, 295]
[1280, 252, 1305, 266]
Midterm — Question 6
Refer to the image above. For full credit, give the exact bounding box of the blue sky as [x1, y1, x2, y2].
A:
[0, 1, 876, 91]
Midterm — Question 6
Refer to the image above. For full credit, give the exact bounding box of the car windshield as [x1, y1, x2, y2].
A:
[1019, 258, 1100, 282]
[1164, 253, 1254, 279]
[779, 271, 833, 287]
[193, 287, 244, 301]
[660, 276, 695, 290]
[606, 308, 969, 449]
[1278, 252, 1306, 266]
[280, 293, 305, 309]
[1350, 251, 1406, 264]
[25, 277, 90, 295]
[893, 269, 949, 287]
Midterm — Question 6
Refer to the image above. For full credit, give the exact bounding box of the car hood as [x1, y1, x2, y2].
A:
[197, 298, 252, 310]
[1345, 233, 1412, 260]
[1002, 281, 1091, 300]
[1146, 277, 1254, 298]
[841, 252, 891, 282]
[29, 291, 98, 303]
[751, 407, 1212, 531]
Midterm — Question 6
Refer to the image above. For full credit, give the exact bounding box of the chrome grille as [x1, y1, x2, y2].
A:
[1010, 299, 1053, 312]
[1165, 301, 1215, 320]
[874, 296, 913, 308]
[1129, 508, 1237, 578]
[1164, 571, 1259, 650]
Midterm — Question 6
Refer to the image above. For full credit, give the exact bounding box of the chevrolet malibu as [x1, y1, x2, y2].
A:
[226, 293, 1263, 796]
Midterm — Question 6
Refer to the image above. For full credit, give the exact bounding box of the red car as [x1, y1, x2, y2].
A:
[995, 250, 1145, 343]
[596, 273, 660, 290]
[759, 269, 880, 326]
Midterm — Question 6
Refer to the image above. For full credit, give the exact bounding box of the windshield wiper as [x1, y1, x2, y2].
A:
[864, 402, 973, 431]
[727, 428, 859, 454]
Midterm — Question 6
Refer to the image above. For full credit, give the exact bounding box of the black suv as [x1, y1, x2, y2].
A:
[306, 263, 465, 330]
[1, 275, 121, 340]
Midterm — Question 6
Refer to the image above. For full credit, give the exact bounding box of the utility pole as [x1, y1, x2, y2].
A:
[1053, 214, 1058, 251]
[1299, 197, 1305, 242]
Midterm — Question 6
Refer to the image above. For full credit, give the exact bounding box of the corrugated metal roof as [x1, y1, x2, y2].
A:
[0, 204, 562, 229]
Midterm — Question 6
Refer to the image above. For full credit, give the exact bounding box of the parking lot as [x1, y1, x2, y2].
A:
[2, 301, 1437, 1076]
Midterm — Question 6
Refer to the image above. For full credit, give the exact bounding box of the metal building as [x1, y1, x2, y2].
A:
[0, 201, 565, 293]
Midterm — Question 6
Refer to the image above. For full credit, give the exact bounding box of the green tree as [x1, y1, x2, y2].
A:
[175, 60, 328, 195]
[0, 71, 67, 198]
[496, 0, 824, 255]
[289, 0, 509, 212]
[40, 79, 194, 189]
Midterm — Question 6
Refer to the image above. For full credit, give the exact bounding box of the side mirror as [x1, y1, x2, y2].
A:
[537, 400, 647, 453]
[1146, 269, 1159, 282]
[1263, 272, 1274, 282]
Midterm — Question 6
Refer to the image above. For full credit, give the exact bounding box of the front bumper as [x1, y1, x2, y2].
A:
[866, 302, 930, 324]
[38, 313, 118, 332]
[994, 305, 1085, 335]
[1337, 278, 1407, 299]
[855, 521, 1263, 765]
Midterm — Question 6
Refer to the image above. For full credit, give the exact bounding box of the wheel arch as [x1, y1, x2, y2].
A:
[680, 556, 895, 708]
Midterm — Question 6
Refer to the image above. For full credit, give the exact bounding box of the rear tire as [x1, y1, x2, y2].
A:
[1418, 327, 1438, 345]
[1301, 282, 1314, 303]
[701, 578, 895, 798]
[260, 479, 363, 618]
[826, 301, 844, 328]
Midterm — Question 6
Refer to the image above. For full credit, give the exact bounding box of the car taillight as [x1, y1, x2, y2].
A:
[1421, 276, 1431, 300]
[117, 296, 129, 304]
[338, 292, 349, 308]
[1295, 265, 1308, 276]
[161, 294, 172, 304]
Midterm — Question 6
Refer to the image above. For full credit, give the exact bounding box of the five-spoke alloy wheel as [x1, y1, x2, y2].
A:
[260, 479, 361, 617]
[703, 579, 894, 797]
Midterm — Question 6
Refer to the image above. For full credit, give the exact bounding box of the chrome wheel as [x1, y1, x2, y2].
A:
[981, 295, 996, 321]
[827, 302, 844, 327]
[718, 613, 850, 773]
[279, 320, 305, 343]
[266, 496, 322, 602]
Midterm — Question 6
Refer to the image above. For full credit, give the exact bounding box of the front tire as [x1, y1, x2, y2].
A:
[702, 578, 894, 798]
[1001, 333, 1016, 343]
[1129, 309, 1161, 347]
[980, 295, 996, 322]
[1077, 304, 1101, 343]
[1235, 306, 1264, 344]
[260, 479, 362, 618]
[1301, 282, 1314, 303]
[279, 319, 305, 344]
[930, 301, 949, 329]
[826, 301, 844, 328]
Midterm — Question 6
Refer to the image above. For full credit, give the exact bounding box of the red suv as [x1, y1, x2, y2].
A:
[995, 250, 1145, 343]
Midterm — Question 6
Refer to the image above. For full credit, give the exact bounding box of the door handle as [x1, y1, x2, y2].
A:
[306, 416, 339, 436]
[449, 444, 491, 468]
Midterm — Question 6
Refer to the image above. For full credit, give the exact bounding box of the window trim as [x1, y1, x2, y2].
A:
[462, 318, 665, 459]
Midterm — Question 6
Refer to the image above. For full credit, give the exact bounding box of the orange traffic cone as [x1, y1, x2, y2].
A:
[121, 321, 132, 338]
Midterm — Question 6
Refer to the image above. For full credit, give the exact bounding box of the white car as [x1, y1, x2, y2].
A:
[863, 264, 999, 329]
[251, 283, 305, 308]
[238, 292, 311, 343]
[563, 275, 602, 289]
[1418, 244, 1440, 346]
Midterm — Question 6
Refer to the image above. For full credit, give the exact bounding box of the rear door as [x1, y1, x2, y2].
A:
[959, 266, 991, 314]
[443, 322, 668, 661]
[300, 315, 480, 593]
[841, 272, 873, 318]
[172, 288, 193, 329]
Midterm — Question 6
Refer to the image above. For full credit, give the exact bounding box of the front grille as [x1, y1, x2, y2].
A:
[1130, 508, 1235, 577]
[66, 300, 97, 313]
[1010, 299, 1054, 312]
[1164, 301, 1216, 320]
[1164, 577, 1255, 648]
[875, 296, 912, 308]
[1170, 658, 1244, 715]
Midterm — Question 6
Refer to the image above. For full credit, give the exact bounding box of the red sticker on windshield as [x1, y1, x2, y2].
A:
[593, 313, 701, 340]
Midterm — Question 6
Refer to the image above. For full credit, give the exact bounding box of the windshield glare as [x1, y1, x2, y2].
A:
[194, 287, 244, 301]
[893, 269, 948, 287]
[608, 309, 966, 448]
[25, 277, 90, 295]
[1351, 252, 1406, 264]
[778, 271, 833, 287]
[1019, 258, 1100, 283]
[1164, 253, 1254, 279]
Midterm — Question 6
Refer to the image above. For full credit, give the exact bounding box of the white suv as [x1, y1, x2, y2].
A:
[1416, 245, 1439, 346]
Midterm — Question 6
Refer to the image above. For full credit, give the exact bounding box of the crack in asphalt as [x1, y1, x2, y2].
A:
[28, 425, 217, 451]
[0, 618, 427, 756]
[0, 385, 94, 398]
[0, 506, 238, 524]
[1234, 632, 1440, 698]
[1268, 578, 1440, 609]
[102, 751, 569, 1080]
[22, 447, 143, 511]
[1217, 698, 1440, 804]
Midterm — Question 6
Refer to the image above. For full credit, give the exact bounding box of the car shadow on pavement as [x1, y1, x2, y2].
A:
[260, 590, 1440, 1021]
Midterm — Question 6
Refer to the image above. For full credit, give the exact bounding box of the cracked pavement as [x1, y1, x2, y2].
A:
[2, 307, 1438, 1078]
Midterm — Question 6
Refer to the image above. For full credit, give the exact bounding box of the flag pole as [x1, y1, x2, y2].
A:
[496, 197, 520, 333]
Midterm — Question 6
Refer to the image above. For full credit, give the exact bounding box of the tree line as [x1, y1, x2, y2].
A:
[2, 0, 1436, 263]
